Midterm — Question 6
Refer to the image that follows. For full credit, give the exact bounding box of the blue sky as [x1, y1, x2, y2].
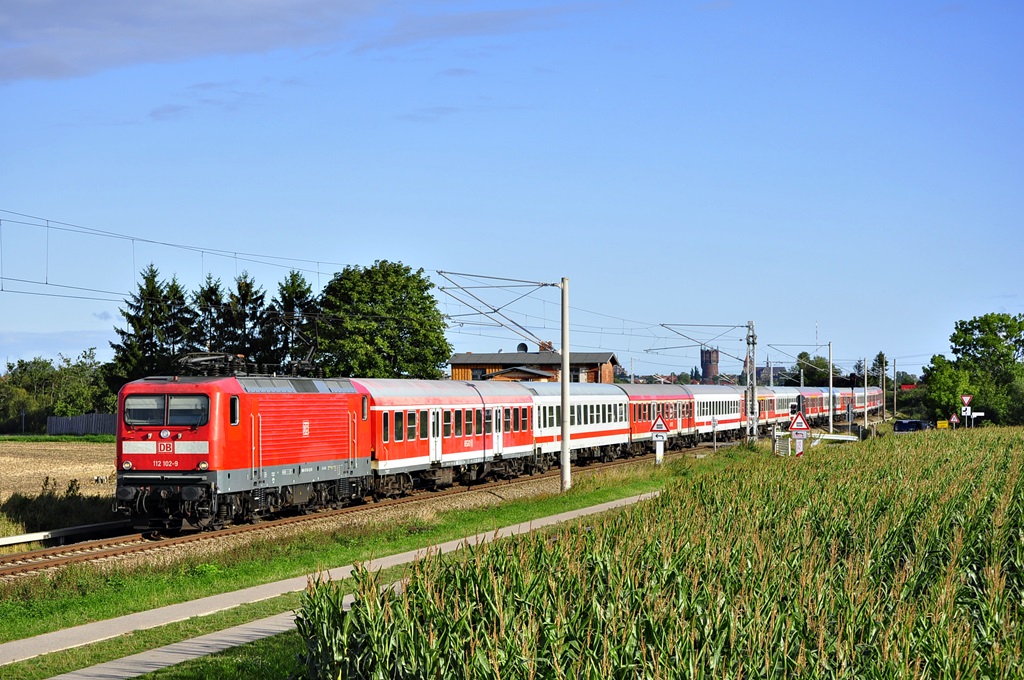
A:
[1, 1, 1021, 380]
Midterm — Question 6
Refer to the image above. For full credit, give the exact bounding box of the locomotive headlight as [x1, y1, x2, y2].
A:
[122, 460, 133, 470]
[160, 429, 171, 439]
[198, 461, 209, 471]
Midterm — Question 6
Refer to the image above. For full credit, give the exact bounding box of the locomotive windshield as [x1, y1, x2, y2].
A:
[124, 394, 210, 427]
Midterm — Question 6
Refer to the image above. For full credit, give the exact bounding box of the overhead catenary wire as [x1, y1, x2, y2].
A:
[0, 208, 943, 369]
[0, 209, 732, 359]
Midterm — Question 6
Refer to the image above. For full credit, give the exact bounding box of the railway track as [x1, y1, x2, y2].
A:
[0, 447, 705, 581]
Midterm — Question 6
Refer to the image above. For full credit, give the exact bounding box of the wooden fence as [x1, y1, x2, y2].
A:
[46, 414, 117, 436]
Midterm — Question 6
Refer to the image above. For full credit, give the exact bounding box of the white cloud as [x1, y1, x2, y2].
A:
[0, 1, 596, 83]
[0, 0, 385, 82]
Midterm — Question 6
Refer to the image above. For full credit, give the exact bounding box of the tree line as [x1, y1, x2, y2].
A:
[919, 312, 1024, 425]
[109, 259, 451, 384]
[0, 260, 452, 434]
[0, 350, 112, 433]
[777, 351, 917, 390]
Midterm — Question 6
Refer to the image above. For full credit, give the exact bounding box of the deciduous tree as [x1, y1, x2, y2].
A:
[318, 260, 451, 379]
[921, 354, 972, 422]
[924, 312, 1024, 424]
[784, 352, 834, 387]
[950, 313, 1024, 384]
[51, 349, 114, 416]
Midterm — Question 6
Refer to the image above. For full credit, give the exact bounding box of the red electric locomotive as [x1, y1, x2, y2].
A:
[115, 375, 372, 530]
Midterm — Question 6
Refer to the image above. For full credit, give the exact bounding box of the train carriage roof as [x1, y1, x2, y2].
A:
[680, 385, 745, 398]
[522, 383, 626, 398]
[350, 378, 534, 404]
[762, 386, 800, 399]
[615, 384, 692, 399]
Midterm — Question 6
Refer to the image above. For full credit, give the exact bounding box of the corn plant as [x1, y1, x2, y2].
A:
[295, 429, 1024, 679]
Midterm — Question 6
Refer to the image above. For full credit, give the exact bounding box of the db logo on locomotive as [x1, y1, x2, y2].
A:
[157, 442, 174, 454]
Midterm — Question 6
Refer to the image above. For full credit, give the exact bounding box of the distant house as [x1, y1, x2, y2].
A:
[449, 348, 619, 383]
[756, 366, 789, 385]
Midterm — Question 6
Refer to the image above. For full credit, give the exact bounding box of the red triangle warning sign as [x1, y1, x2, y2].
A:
[789, 412, 810, 431]
[650, 415, 669, 433]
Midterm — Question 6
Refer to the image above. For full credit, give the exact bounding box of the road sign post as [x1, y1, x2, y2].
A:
[949, 413, 960, 431]
[789, 412, 811, 432]
[788, 412, 810, 457]
[960, 396, 973, 428]
[651, 415, 669, 465]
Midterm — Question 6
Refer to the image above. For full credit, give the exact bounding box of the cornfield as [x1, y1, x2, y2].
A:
[296, 430, 1024, 679]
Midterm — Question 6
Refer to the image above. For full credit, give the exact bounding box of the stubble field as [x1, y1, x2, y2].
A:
[0, 441, 115, 501]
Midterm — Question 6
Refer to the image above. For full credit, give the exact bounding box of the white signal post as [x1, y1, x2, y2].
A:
[651, 415, 669, 465]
